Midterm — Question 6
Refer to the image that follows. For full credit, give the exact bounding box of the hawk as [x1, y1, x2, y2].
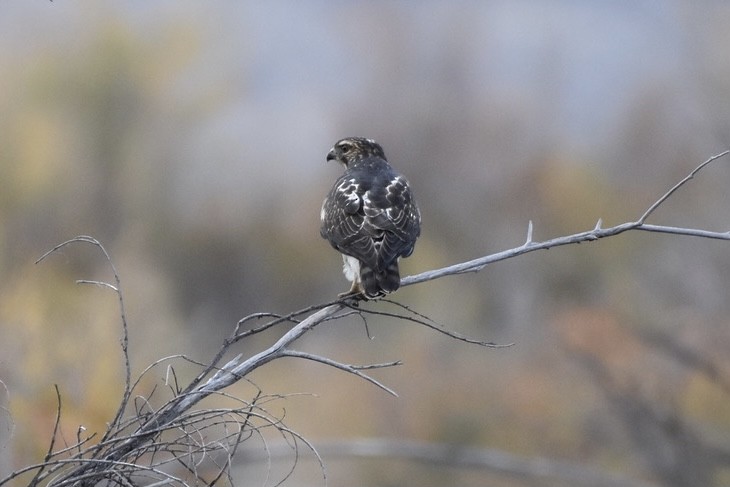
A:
[320, 137, 421, 299]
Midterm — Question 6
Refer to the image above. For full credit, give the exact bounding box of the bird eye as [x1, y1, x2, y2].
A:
[340, 144, 351, 153]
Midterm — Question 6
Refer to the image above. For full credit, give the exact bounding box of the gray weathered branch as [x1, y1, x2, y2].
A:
[402, 150, 730, 287]
[6, 149, 729, 487]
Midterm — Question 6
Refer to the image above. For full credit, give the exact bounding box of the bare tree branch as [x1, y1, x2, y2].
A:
[402, 150, 730, 287]
[3, 150, 729, 486]
[239, 438, 662, 487]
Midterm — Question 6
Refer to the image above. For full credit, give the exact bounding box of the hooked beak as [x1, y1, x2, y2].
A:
[326, 148, 336, 162]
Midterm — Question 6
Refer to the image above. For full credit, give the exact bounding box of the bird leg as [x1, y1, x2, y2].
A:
[338, 280, 365, 299]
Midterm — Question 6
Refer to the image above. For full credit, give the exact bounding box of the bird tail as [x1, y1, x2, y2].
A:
[360, 261, 400, 298]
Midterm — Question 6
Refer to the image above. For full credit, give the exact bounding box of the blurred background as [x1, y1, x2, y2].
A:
[1, 1, 729, 486]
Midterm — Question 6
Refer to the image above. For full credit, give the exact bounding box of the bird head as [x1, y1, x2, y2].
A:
[327, 137, 386, 168]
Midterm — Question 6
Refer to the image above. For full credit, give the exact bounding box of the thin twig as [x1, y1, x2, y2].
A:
[35, 236, 133, 447]
[281, 350, 400, 397]
[350, 301, 511, 348]
[637, 149, 730, 223]
[27, 385, 63, 487]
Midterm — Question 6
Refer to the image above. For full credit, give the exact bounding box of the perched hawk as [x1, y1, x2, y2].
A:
[320, 137, 421, 299]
